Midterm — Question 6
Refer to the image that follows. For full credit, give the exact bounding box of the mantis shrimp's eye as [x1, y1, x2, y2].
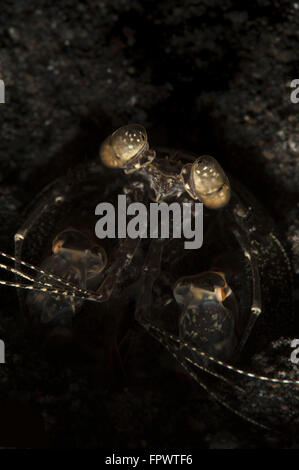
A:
[100, 124, 150, 169]
[173, 271, 239, 361]
[190, 155, 231, 209]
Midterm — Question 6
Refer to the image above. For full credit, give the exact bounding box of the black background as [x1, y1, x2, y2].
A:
[0, 0, 298, 449]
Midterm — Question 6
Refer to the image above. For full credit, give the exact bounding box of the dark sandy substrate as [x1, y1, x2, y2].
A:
[0, 1, 298, 449]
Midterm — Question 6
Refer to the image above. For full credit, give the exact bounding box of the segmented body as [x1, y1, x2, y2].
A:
[1, 149, 298, 431]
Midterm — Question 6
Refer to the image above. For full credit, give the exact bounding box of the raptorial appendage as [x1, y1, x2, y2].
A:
[27, 229, 107, 324]
[174, 271, 239, 362]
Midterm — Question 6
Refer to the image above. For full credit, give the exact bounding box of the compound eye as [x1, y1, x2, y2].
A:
[191, 155, 231, 209]
[100, 124, 149, 169]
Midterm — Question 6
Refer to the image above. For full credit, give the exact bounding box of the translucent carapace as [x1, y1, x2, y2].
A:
[0, 125, 296, 431]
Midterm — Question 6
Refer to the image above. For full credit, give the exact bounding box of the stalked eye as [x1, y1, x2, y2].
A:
[190, 155, 231, 209]
[100, 124, 149, 169]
